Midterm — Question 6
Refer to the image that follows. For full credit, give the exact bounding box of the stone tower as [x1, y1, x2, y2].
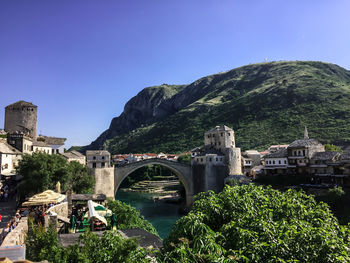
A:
[204, 125, 242, 175]
[4, 101, 38, 138]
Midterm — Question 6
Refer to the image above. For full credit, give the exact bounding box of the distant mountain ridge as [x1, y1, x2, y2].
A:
[83, 61, 350, 154]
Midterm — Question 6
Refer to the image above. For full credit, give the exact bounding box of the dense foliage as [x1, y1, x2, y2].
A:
[325, 143, 343, 153]
[159, 184, 350, 262]
[106, 199, 159, 236]
[98, 61, 350, 154]
[26, 222, 150, 263]
[17, 153, 94, 197]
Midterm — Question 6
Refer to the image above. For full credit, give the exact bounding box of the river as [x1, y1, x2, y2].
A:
[115, 191, 182, 239]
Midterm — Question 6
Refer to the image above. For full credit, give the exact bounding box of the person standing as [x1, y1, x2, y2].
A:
[0, 213, 2, 222]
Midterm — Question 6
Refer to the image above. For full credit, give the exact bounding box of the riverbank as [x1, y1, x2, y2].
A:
[120, 180, 182, 203]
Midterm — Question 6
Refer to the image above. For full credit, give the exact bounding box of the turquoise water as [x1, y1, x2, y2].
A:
[115, 191, 181, 239]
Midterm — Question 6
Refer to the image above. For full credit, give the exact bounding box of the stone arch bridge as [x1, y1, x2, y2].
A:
[92, 158, 194, 206]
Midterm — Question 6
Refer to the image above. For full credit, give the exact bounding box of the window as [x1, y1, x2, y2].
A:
[303, 150, 305, 156]
[221, 133, 223, 137]
[201, 158, 203, 162]
[218, 142, 221, 146]
[209, 158, 212, 162]
[284, 160, 287, 164]
[102, 156, 105, 160]
[93, 163, 96, 168]
[273, 160, 275, 164]
[93, 156, 96, 160]
[101, 162, 105, 168]
[208, 135, 210, 138]
[279, 160, 281, 164]
[216, 158, 218, 161]
[228, 133, 230, 136]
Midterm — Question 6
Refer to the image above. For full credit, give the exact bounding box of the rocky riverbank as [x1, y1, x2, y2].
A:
[120, 180, 181, 203]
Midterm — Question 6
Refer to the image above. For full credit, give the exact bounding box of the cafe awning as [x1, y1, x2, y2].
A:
[22, 190, 66, 206]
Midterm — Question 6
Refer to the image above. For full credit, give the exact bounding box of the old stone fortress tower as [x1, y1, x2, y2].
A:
[5, 100, 38, 139]
[191, 125, 242, 193]
[2, 100, 66, 155]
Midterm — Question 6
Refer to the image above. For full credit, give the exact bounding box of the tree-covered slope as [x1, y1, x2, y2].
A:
[88, 61, 350, 153]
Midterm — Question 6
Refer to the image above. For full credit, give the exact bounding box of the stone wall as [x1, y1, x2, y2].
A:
[1, 217, 28, 247]
[47, 202, 68, 218]
[91, 167, 115, 198]
[5, 106, 37, 138]
[225, 147, 242, 175]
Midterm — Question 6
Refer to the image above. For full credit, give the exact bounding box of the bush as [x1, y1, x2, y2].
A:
[107, 199, 159, 236]
[159, 184, 350, 262]
[26, 221, 151, 263]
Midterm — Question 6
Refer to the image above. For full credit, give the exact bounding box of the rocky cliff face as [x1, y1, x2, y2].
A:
[84, 61, 350, 153]
[85, 84, 185, 150]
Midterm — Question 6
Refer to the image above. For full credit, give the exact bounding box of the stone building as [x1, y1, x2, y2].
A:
[287, 128, 325, 175]
[263, 149, 289, 175]
[61, 150, 86, 165]
[191, 125, 242, 193]
[4, 101, 66, 155]
[37, 135, 66, 154]
[86, 150, 111, 168]
[242, 150, 261, 176]
[0, 140, 22, 177]
[7, 133, 33, 154]
[4, 101, 37, 138]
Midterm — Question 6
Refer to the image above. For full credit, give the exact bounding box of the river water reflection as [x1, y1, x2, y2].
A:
[115, 191, 181, 239]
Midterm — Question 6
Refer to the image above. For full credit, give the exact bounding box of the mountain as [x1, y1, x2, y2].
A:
[83, 61, 350, 154]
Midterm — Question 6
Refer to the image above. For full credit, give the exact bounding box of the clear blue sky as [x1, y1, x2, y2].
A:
[1, 0, 349, 148]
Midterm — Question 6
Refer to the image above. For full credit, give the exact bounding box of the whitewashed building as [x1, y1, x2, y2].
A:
[0, 140, 22, 177]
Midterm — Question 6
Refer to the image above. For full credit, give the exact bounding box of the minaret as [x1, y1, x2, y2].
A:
[304, 126, 309, 139]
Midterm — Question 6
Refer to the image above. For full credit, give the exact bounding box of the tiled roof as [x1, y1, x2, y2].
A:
[264, 149, 288, 158]
[86, 150, 110, 156]
[37, 135, 66, 145]
[61, 150, 85, 159]
[5, 100, 37, 108]
[311, 151, 340, 161]
[339, 152, 350, 161]
[32, 141, 50, 147]
[288, 138, 322, 148]
[206, 125, 233, 133]
[0, 141, 21, 154]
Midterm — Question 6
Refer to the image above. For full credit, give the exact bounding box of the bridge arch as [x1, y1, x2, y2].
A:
[114, 158, 193, 206]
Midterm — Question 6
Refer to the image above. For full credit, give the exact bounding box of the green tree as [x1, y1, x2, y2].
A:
[107, 199, 159, 236]
[325, 143, 343, 153]
[17, 153, 94, 197]
[159, 184, 350, 262]
[177, 154, 191, 164]
[26, 221, 151, 263]
[26, 220, 65, 263]
[69, 161, 95, 194]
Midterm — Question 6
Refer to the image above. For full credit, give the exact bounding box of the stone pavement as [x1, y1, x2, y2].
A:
[0, 199, 17, 236]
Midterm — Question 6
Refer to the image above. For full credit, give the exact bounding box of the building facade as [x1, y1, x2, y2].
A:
[86, 150, 111, 169]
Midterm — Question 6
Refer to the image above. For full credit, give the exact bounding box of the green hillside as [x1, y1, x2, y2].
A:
[96, 61, 350, 154]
